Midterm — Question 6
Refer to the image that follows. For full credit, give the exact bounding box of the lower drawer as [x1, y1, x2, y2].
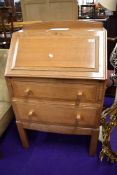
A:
[12, 99, 100, 128]
[11, 78, 100, 103]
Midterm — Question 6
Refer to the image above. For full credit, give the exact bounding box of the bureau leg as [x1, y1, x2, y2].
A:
[89, 130, 99, 156]
[16, 122, 29, 148]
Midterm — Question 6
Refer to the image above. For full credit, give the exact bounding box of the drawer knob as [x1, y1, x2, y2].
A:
[48, 53, 54, 58]
[25, 89, 32, 95]
[28, 110, 35, 117]
[77, 91, 83, 96]
[76, 114, 81, 122]
[75, 91, 83, 106]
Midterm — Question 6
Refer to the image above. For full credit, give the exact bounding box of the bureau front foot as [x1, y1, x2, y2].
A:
[16, 122, 29, 148]
[89, 130, 99, 156]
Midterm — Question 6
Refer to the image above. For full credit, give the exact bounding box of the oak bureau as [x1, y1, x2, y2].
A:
[5, 21, 107, 156]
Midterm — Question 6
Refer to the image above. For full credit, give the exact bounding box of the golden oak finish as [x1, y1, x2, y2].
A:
[12, 99, 100, 128]
[5, 21, 106, 80]
[5, 21, 107, 156]
[11, 78, 103, 103]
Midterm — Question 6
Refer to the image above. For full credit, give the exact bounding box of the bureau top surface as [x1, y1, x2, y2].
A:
[5, 20, 107, 80]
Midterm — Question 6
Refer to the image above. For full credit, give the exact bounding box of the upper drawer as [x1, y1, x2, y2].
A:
[12, 99, 100, 128]
[11, 79, 100, 103]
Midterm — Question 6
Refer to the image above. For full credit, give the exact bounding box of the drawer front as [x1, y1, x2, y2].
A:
[12, 99, 100, 128]
[11, 79, 99, 103]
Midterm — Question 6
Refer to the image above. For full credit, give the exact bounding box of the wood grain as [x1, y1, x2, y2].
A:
[5, 21, 107, 156]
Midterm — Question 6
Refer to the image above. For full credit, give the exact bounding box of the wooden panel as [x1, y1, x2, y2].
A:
[15, 36, 98, 70]
[13, 99, 100, 128]
[11, 78, 99, 103]
[22, 20, 103, 30]
[23, 0, 46, 4]
[49, 0, 73, 2]
[5, 21, 106, 80]
[24, 3, 47, 21]
[49, 2, 74, 20]
[21, 0, 47, 21]
[22, 121, 94, 135]
[21, 0, 78, 21]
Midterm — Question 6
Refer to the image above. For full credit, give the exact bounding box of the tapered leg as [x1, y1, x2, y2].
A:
[89, 130, 99, 156]
[16, 121, 29, 148]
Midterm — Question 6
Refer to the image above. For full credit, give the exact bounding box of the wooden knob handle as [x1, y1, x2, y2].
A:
[77, 91, 83, 96]
[76, 114, 81, 122]
[28, 110, 35, 117]
[48, 53, 54, 58]
[75, 91, 83, 106]
[25, 89, 32, 95]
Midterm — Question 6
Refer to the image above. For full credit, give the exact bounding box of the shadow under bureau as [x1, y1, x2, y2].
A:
[5, 21, 107, 156]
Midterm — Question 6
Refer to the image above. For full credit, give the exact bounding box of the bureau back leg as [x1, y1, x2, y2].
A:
[16, 121, 29, 148]
[89, 130, 99, 156]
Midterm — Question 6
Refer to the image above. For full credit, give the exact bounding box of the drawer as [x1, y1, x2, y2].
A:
[12, 99, 100, 128]
[11, 79, 99, 103]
